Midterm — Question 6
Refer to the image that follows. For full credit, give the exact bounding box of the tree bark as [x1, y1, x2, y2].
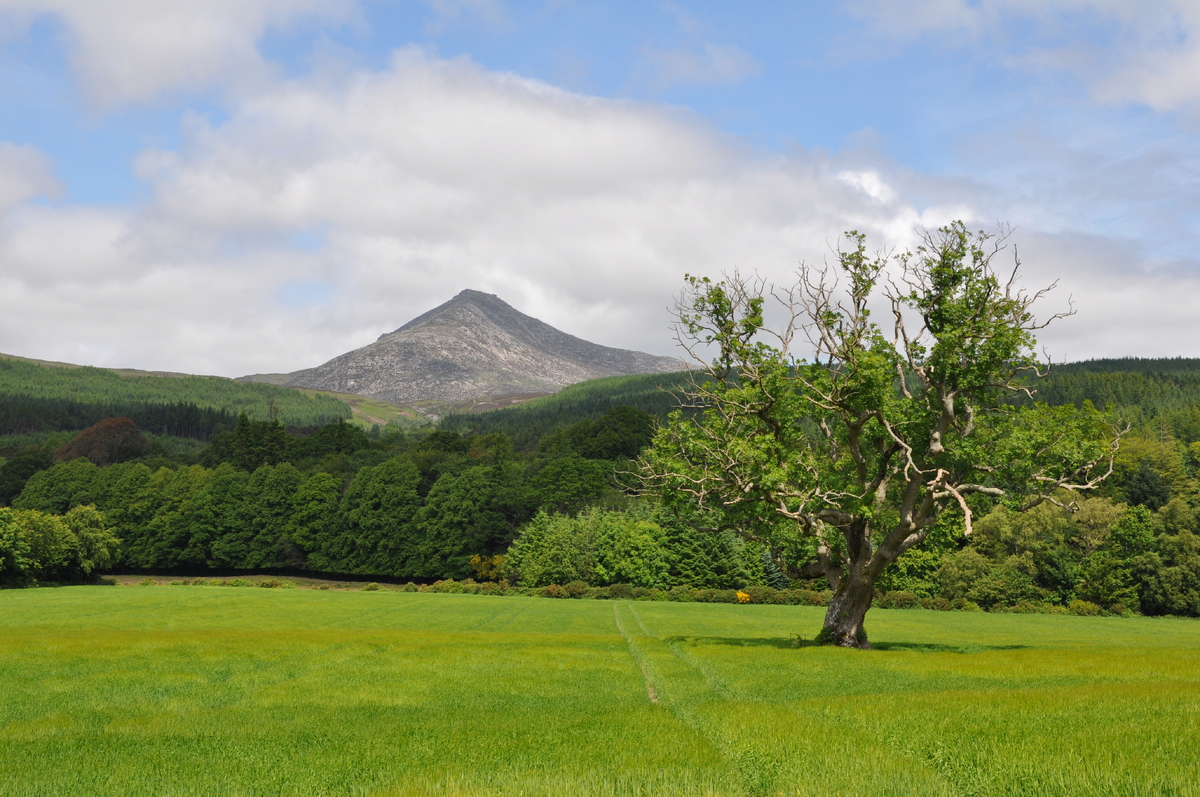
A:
[818, 567, 876, 649]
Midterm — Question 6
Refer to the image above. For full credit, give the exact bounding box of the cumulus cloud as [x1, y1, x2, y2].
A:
[0, 47, 1193, 377]
[0, 142, 61, 212]
[0, 50, 984, 375]
[0, 0, 355, 107]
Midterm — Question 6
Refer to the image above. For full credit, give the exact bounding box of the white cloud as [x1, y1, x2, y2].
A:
[0, 48, 1194, 377]
[0, 0, 355, 108]
[0, 142, 60, 212]
[636, 42, 762, 89]
[0, 50, 971, 375]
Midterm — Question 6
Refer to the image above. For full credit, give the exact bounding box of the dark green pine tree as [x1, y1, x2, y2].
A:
[1125, 461, 1171, 510]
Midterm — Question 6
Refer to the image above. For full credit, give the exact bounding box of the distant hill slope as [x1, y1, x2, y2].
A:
[281, 290, 684, 404]
[444, 357, 1200, 449]
[440, 371, 693, 448]
[0, 354, 350, 438]
[1019, 358, 1200, 414]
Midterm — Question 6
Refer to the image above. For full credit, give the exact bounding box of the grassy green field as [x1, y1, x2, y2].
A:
[2, 587, 1198, 796]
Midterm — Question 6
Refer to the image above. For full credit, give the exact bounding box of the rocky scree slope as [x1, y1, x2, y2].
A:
[283, 290, 683, 403]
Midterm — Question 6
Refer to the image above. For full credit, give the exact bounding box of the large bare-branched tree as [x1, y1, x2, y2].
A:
[639, 222, 1122, 648]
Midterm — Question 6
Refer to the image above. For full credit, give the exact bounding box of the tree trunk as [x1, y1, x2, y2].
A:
[818, 571, 876, 648]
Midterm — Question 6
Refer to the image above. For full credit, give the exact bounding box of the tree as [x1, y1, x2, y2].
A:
[53, 417, 151, 466]
[640, 223, 1122, 647]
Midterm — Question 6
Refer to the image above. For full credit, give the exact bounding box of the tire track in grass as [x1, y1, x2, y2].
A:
[625, 602, 777, 796]
[613, 603, 658, 703]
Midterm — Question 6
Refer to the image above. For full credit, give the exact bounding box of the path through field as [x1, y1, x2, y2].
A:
[2, 587, 1198, 796]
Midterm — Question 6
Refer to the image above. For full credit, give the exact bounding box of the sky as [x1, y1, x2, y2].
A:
[1, 0, 1199, 376]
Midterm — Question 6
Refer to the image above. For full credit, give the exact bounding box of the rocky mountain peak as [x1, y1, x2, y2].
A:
[285, 290, 683, 404]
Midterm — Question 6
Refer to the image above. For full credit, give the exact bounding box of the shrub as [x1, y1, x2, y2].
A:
[641, 588, 667, 601]
[585, 586, 610, 599]
[1069, 599, 1102, 616]
[667, 585, 695, 602]
[736, 590, 751, 603]
[631, 587, 652, 600]
[140, 578, 156, 586]
[950, 597, 982, 612]
[259, 578, 295, 589]
[609, 583, 633, 599]
[695, 589, 738, 603]
[227, 578, 253, 587]
[818, 590, 833, 606]
[316, 584, 331, 590]
[403, 582, 419, 592]
[884, 591, 922, 609]
[932, 597, 952, 611]
[565, 580, 589, 598]
[542, 583, 569, 599]
[743, 586, 779, 604]
[362, 582, 381, 591]
[170, 580, 183, 586]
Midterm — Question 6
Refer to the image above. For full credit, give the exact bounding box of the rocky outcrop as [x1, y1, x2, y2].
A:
[283, 290, 683, 403]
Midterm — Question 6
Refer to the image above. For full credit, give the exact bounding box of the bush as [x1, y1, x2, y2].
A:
[1069, 599, 1102, 616]
[226, 578, 253, 587]
[403, 582, 419, 592]
[950, 597, 982, 612]
[667, 585, 695, 602]
[932, 596, 952, 611]
[565, 580, 589, 598]
[736, 590, 751, 603]
[362, 582, 381, 591]
[260, 578, 295, 589]
[140, 578, 156, 586]
[694, 589, 737, 604]
[542, 583, 569, 599]
[608, 583, 633, 599]
[743, 586, 780, 604]
[879, 591, 922, 610]
[585, 586, 610, 599]
[316, 584, 331, 590]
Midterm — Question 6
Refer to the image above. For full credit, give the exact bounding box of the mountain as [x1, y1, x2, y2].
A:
[278, 290, 685, 404]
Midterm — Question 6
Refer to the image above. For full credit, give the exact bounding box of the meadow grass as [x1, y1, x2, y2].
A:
[1, 586, 1198, 796]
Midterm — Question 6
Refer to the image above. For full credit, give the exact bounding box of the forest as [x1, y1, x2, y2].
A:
[1, 357, 1199, 617]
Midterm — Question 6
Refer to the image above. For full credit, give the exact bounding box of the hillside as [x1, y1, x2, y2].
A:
[444, 357, 1200, 449]
[279, 290, 683, 404]
[440, 371, 693, 448]
[0, 355, 350, 438]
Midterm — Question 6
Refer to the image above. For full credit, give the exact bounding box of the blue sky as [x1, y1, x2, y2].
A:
[1, 0, 1199, 375]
